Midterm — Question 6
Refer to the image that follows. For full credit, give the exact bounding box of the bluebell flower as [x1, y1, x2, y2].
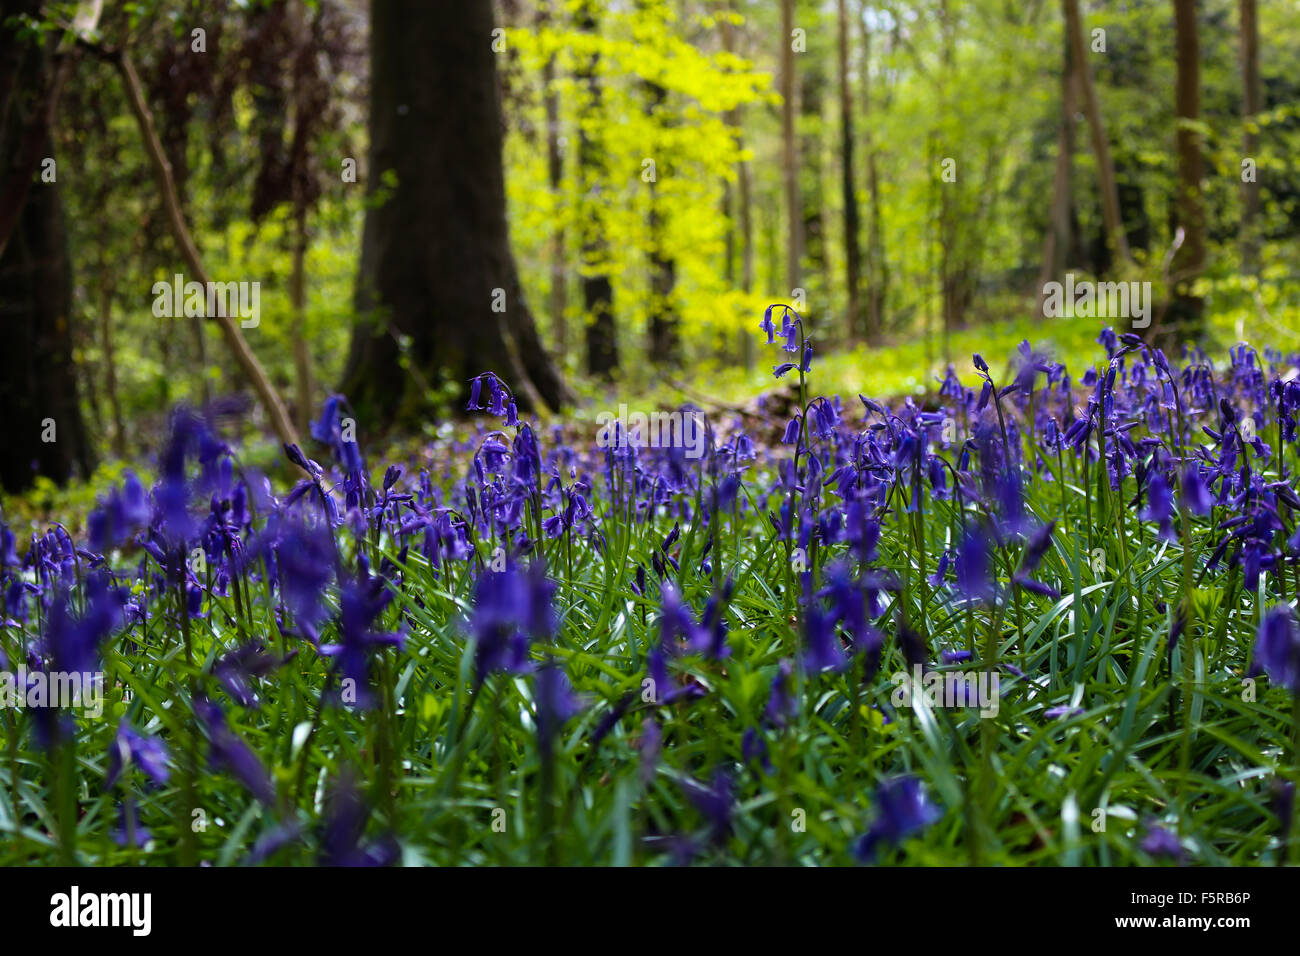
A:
[765, 659, 797, 727]
[1139, 821, 1185, 861]
[469, 562, 554, 687]
[534, 662, 582, 752]
[853, 776, 941, 861]
[319, 771, 400, 867]
[956, 526, 995, 604]
[105, 719, 170, 788]
[681, 769, 734, 845]
[194, 695, 276, 805]
[111, 800, 151, 849]
[742, 726, 771, 772]
[320, 564, 404, 708]
[1252, 606, 1300, 694]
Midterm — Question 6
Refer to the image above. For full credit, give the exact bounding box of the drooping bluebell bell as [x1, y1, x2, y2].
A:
[466, 371, 518, 426]
[681, 768, 734, 845]
[318, 770, 400, 867]
[742, 726, 771, 772]
[214, 640, 287, 710]
[955, 525, 995, 604]
[640, 717, 662, 785]
[469, 561, 555, 687]
[319, 562, 404, 708]
[1138, 820, 1185, 861]
[38, 574, 125, 679]
[1013, 521, 1057, 597]
[803, 602, 848, 673]
[853, 776, 941, 861]
[1251, 606, 1300, 694]
[311, 394, 365, 477]
[534, 661, 583, 754]
[1141, 470, 1175, 540]
[111, 799, 151, 849]
[87, 471, 150, 553]
[105, 719, 170, 789]
[194, 695, 276, 805]
[765, 659, 798, 727]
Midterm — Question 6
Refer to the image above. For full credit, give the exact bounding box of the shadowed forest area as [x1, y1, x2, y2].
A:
[4, 0, 1298, 498]
[4, 0, 1300, 880]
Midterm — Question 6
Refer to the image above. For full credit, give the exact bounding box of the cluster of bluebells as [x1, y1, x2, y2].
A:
[3, 311, 1300, 865]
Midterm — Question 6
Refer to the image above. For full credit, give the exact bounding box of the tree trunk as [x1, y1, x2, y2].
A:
[0, 3, 94, 492]
[0, 178, 95, 492]
[800, 60, 826, 316]
[837, 0, 861, 343]
[861, 9, 885, 343]
[938, 0, 957, 339]
[722, 2, 754, 370]
[780, 0, 802, 295]
[646, 79, 678, 365]
[1039, 0, 1079, 289]
[1166, 0, 1206, 336]
[1064, 0, 1131, 267]
[1239, 0, 1261, 276]
[343, 0, 570, 419]
[539, 0, 567, 356]
[574, 1, 618, 379]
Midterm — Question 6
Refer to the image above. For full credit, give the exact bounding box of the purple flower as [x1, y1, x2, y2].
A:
[1252, 606, 1300, 694]
[853, 776, 941, 861]
[765, 659, 798, 727]
[105, 719, 170, 789]
[681, 769, 734, 845]
[319, 563, 404, 708]
[319, 771, 400, 867]
[87, 471, 150, 552]
[111, 800, 151, 848]
[1043, 705, 1084, 720]
[194, 695, 276, 805]
[311, 394, 364, 476]
[1139, 821, 1185, 861]
[803, 603, 848, 673]
[956, 526, 995, 604]
[469, 562, 555, 687]
[742, 726, 771, 771]
[534, 662, 582, 751]
[214, 640, 287, 710]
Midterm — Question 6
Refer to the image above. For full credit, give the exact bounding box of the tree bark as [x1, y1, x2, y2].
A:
[540, 1, 567, 357]
[837, 0, 861, 343]
[861, 10, 885, 343]
[1040, 0, 1079, 290]
[1167, 0, 1205, 336]
[721, 2, 754, 370]
[646, 79, 678, 365]
[0, 1, 94, 492]
[575, 1, 618, 379]
[1064, 0, 1131, 267]
[343, 0, 571, 419]
[1239, 0, 1261, 276]
[780, 0, 802, 295]
[800, 56, 826, 314]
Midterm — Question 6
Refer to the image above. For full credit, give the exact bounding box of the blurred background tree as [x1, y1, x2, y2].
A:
[2, 0, 1299, 494]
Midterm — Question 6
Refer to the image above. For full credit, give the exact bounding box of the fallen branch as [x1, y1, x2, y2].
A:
[85, 41, 300, 450]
